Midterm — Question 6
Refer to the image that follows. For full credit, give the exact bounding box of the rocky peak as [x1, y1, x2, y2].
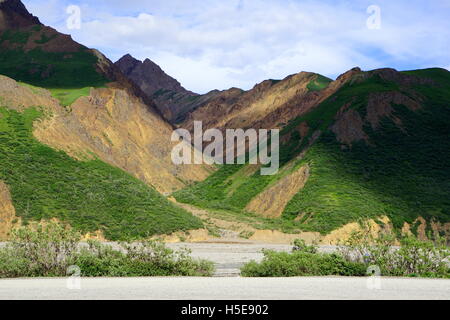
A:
[115, 54, 194, 96]
[0, 0, 41, 30]
[114, 54, 141, 75]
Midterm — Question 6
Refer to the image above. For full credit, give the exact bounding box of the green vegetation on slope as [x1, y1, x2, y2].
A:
[283, 103, 450, 233]
[0, 29, 31, 44]
[175, 70, 450, 235]
[282, 69, 450, 233]
[306, 74, 332, 91]
[0, 28, 108, 106]
[0, 47, 107, 88]
[48, 87, 94, 106]
[283, 73, 400, 134]
[17, 82, 94, 107]
[0, 106, 203, 240]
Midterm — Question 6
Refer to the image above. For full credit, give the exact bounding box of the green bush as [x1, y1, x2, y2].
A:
[292, 239, 318, 254]
[242, 234, 450, 278]
[0, 222, 80, 277]
[240, 250, 366, 277]
[76, 240, 214, 277]
[0, 222, 214, 278]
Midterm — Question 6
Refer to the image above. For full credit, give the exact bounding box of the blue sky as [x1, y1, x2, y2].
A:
[23, 0, 450, 93]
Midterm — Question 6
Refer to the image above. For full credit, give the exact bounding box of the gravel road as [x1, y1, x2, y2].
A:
[1, 276, 449, 300]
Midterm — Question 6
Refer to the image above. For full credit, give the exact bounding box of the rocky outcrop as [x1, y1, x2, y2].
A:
[181, 73, 314, 133]
[331, 90, 423, 146]
[365, 91, 421, 129]
[331, 103, 369, 146]
[321, 216, 393, 245]
[116, 54, 190, 95]
[402, 217, 450, 242]
[115, 54, 199, 121]
[249, 229, 321, 244]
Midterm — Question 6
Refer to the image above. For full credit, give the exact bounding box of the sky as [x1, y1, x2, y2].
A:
[23, 0, 450, 94]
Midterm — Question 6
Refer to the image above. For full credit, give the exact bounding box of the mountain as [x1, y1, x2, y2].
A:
[1, 0, 448, 243]
[115, 54, 205, 122]
[174, 67, 450, 241]
[0, 0, 210, 240]
[115, 54, 190, 96]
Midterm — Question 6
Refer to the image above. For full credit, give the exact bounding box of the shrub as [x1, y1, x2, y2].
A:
[242, 234, 449, 278]
[240, 249, 366, 277]
[292, 239, 318, 254]
[0, 222, 214, 278]
[76, 240, 214, 277]
[338, 230, 450, 278]
[0, 222, 80, 277]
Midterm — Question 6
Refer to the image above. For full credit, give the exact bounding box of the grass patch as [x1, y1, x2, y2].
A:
[48, 87, 93, 106]
[18, 82, 96, 107]
[306, 74, 332, 91]
[0, 106, 203, 240]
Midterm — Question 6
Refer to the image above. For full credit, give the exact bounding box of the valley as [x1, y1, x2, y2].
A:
[0, 0, 449, 247]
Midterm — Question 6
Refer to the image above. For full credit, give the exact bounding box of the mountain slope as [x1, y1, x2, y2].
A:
[0, 103, 202, 240]
[0, 0, 210, 239]
[174, 67, 450, 239]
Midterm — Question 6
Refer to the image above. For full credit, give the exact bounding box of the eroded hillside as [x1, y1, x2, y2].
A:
[175, 67, 450, 240]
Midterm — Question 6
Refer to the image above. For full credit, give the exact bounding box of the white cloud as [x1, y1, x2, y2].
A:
[23, 0, 450, 93]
